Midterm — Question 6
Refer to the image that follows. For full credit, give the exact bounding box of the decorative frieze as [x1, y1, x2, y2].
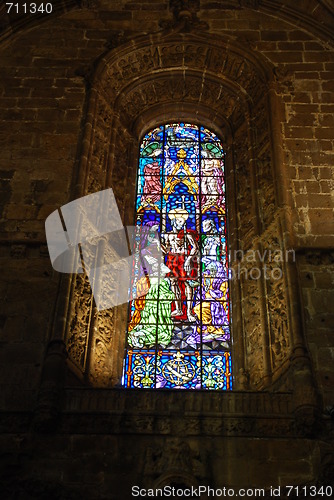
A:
[61, 387, 296, 437]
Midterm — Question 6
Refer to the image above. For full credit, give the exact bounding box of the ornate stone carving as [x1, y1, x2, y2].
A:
[85, 97, 112, 194]
[252, 100, 272, 154]
[268, 286, 289, 369]
[161, 439, 193, 472]
[100, 41, 267, 109]
[10, 244, 26, 258]
[256, 152, 276, 228]
[233, 131, 254, 245]
[64, 387, 294, 414]
[170, 0, 200, 16]
[79, 0, 99, 8]
[273, 65, 294, 92]
[58, 411, 296, 438]
[263, 226, 290, 372]
[116, 72, 246, 131]
[66, 273, 93, 371]
[142, 439, 203, 488]
[160, 0, 208, 32]
[87, 308, 115, 387]
[105, 30, 127, 50]
[241, 277, 264, 387]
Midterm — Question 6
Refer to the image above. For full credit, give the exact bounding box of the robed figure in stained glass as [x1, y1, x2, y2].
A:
[127, 222, 174, 348]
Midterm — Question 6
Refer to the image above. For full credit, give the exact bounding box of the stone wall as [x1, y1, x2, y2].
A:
[0, 0, 333, 497]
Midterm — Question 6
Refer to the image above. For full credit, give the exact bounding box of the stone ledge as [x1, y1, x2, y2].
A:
[64, 387, 294, 414]
[61, 387, 297, 437]
[59, 412, 296, 437]
[60, 388, 297, 438]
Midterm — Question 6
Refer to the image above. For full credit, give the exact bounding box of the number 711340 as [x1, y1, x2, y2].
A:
[285, 485, 333, 497]
[6, 3, 53, 14]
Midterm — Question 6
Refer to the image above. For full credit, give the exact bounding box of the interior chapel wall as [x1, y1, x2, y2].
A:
[0, 0, 332, 405]
[0, 0, 333, 494]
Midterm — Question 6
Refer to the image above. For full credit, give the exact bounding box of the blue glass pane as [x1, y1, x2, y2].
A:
[135, 210, 161, 226]
[200, 126, 223, 145]
[156, 350, 201, 389]
[140, 126, 164, 155]
[165, 123, 199, 143]
[123, 350, 156, 388]
[202, 352, 232, 390]
[164, 145, 199, 168]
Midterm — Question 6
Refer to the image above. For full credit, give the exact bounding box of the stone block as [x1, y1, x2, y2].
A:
[315, 127, 334, 139]
[285, 126, 314, 139]
[289, 30, 315, 41]
[98, 10, 132, 21]
[263, 51, 303, 63]
[261, 30, 288, 41]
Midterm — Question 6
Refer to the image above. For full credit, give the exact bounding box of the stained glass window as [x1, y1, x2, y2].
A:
[122, 123, 232, 390]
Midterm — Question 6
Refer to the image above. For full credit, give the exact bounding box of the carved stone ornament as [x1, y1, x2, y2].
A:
[160, 0, 208, 32]
[10, 244, 27, 258]
[66, 273, 93, 372]
[105, 30, 126, 50]
[79, 0, 99, 9]
[59, 388, 297, 438]
[294, 406, 320, 438]
[148, 439, 194, 477]
[148, 439, 208, 488]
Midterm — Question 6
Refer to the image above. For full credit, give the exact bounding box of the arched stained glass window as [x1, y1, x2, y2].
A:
[122, 123, 232, 390]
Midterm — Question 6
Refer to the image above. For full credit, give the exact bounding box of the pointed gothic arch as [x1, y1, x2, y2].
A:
[46, 30, 307, 397]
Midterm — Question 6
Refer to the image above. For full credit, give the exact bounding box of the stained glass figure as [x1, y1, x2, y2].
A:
[122, 123, 232, 390]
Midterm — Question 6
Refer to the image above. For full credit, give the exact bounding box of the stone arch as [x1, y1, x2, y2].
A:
[50, 30, 304, 393]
